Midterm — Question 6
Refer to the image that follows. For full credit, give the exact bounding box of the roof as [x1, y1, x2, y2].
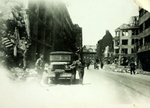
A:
[115, 23, 139, 31]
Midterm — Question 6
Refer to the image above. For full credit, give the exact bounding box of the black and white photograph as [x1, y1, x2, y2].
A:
[0, 0, 150, 108]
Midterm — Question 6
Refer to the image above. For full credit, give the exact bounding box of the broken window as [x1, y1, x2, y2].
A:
[115, 49, 119, 53]
[122, 48, 128, 54]
[132, 30, 139, 35]
[131, 48, 134, 53]
[122, 30, 128, 36]
[122, 40, 128, 45]
[115, 40, 119, 46]
[132, 39, 138, 45]
[115, 31, 120, 36]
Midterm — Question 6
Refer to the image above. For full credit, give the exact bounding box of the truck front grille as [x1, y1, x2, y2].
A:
[53, 65, 65, 70]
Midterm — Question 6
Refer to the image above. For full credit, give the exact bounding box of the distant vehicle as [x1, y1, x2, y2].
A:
[43, 51, 76, 84]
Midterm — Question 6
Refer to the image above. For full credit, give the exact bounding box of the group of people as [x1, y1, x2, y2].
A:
[34, 53, 137, 85]
[35, 54, 86, 84]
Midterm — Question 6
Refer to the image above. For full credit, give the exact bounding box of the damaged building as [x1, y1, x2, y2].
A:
[113, 16, 140, 66]
[28, 0, 78, 64]
[0, 0, 82, 68]
[96, 30, 113, 64]
[137, 8, 150, 71]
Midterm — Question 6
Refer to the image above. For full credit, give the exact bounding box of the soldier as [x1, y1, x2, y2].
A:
[69, 58, 78, 84]
[100, 61, 104, 69]
[86, 58, 91, 69]
[35, 54, 44, 80]
[130, 61, 136, 75]
[70, 57, 85, 84]
[94, 58, 99, 69]
[76, 58, 85, 84]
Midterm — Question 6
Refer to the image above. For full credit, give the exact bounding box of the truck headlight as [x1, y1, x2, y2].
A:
[65, 65, 68, 69]
[49, 65, 54, 71]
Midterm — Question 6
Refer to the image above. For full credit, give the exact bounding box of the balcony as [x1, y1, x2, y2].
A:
[139, 12, 150, 25]
[138, 27, 150, 38]
[131, 35, 140, 39]
[138, 43, 150, 53]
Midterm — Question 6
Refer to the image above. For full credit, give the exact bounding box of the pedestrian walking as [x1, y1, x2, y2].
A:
[130, 62, 136, 75]
[94, 58, 99, 69]
[86, 58, 91, 69]
[100, 61, 104, 69]
[94, 62, 96, 69]
[35, 54, 44, 80]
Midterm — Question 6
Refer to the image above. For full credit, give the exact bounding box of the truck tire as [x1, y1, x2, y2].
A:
[54, 73, 59, 84]
[70, 73, 76, 84]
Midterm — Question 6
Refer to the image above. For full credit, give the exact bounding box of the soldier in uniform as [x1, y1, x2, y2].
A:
[35, 54, 44, 80]
[77, 58, 85, 84]
[130, 61, 136, 75]
[70, 57, 85, 84]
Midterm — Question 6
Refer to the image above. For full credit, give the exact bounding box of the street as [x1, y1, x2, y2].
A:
[1, 0, 150, 108]
[0, 65, 150, 108]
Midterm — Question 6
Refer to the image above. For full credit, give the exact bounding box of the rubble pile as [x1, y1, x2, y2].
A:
[8, 67, 37, 82]
[103, 64, 130, 73]
[104, 64, 150, 75]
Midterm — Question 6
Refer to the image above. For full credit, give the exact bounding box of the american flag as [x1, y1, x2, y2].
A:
[2, 37, 14, 48]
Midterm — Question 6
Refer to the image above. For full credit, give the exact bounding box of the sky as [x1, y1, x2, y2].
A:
[63, 0, 139, 45]
[0, 0, 139, 46]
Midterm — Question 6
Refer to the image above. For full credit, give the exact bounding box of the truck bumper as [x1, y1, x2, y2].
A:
[47, 72, 72, 78]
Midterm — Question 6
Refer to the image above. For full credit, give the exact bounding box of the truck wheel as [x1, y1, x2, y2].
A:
[70, 74, 75, 84]
[55, 73, 59, 84]
[70, 69, 76, 84]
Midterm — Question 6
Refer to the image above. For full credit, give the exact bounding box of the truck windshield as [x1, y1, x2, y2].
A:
[50, 55, 71, 62]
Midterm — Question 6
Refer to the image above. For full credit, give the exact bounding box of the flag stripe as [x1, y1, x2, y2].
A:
[2, 40, 10, 43]
[5, 44, 13, 48]
[5, 42, 13, 45]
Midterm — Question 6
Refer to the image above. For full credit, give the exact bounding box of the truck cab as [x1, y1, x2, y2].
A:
[43, 51, 76, 84]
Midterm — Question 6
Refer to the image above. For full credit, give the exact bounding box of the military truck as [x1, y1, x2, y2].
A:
[43, 51, 76, 84]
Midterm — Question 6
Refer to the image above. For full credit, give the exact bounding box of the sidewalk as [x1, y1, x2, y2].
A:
[103, 64, 150, 76]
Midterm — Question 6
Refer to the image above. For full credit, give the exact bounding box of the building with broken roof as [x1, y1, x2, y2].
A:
[96, 30, 113, 64]
[113, 16, 140, 66]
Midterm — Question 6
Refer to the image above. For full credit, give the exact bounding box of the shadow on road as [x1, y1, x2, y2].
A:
[42, 79, 91, 86]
